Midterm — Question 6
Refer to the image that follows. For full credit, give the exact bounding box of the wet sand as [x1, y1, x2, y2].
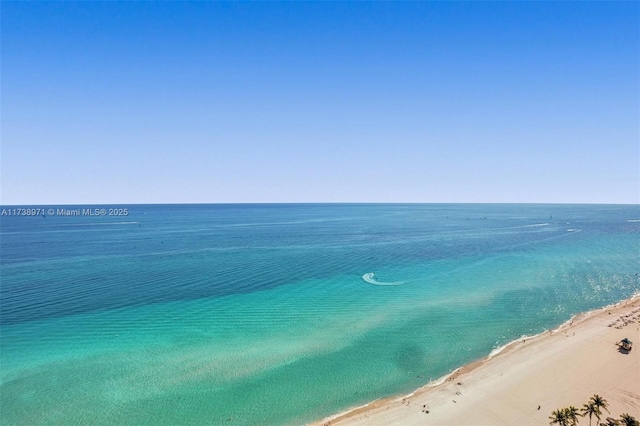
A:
[313, 294, 640, 425]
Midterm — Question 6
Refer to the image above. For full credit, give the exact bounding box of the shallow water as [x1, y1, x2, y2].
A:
[1, 204, 639, 424]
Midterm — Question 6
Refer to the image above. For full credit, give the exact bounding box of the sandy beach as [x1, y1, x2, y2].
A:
[314, 294, 640, 425]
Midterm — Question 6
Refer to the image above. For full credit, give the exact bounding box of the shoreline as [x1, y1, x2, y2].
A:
[312, 293, 640, 425]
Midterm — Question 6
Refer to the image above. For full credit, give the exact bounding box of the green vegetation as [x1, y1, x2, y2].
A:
[549, 394, 637, 426]
[619, 413, 640, 426]
[582, 401, 599, 426]
[549, 407, 581, 426]
[591, 394, 610, 425]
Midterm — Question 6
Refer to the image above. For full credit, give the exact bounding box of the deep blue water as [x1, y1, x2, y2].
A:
[1, 204, 639, 424]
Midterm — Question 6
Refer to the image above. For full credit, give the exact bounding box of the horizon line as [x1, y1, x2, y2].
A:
[2, 202, 639, 207]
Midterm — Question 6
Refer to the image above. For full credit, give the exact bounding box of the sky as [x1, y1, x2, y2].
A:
[1, 1, 638, 205]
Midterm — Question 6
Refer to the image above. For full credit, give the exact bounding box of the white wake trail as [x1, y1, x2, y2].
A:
[361, 272, 405, 286]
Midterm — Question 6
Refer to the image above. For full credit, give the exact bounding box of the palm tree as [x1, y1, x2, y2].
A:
[550, 408, 568, 426]
[619, 413, 639, 426]
[590, 394, 609, 425]
[582, 401, 599, 426]
[564, 406, 580, 426]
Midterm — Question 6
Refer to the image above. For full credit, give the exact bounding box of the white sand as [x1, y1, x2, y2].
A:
[313, 295, 640, 425]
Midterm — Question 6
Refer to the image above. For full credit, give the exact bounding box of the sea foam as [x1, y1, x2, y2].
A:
[361, 272, 405, 286]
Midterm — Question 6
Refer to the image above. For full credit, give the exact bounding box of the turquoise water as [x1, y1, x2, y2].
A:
[1, 204, 639, 425]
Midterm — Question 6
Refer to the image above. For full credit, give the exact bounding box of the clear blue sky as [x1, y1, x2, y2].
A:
[2, 1, 638, 204]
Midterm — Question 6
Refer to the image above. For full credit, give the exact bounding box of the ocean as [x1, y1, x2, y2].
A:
[1, 204, 638, 425]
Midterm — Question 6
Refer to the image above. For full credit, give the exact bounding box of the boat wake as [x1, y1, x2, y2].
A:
[361, 272, 405, 286]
